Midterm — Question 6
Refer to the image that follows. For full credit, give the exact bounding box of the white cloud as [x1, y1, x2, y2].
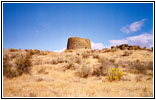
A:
[91, 42, 105, 50]
[120, 19, 146, 34]
[54, 47, 66, 52]
[109, 33, 153, 48]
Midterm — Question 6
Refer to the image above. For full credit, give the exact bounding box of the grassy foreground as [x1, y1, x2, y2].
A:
[3, 47, 153, 97]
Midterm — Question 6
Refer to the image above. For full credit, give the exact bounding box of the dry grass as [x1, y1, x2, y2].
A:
[3, 52, 32, 78]
[3, 48, 153, 97]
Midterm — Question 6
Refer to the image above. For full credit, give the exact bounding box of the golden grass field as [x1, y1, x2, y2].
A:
[3, 47, 153, 97]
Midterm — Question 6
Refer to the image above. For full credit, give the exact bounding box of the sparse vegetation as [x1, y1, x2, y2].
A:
[3, 52, 32, 78]
[3, 46, 153, 97]
[122, 51, 130, 56]
[3, 54, 12, 78]
[9, 48, 16, 52]
[15, 53, 32, 75]
[33, 49, 40, 54]
[76, 63, 92, 78]
[38, 67, 48, 74]
[81, 51, 91, 58]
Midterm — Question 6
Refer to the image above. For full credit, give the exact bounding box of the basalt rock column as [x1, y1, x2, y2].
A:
[67, 37, 91, 49]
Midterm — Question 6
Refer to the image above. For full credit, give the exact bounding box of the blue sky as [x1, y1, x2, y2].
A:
[3, 3, 153, 51]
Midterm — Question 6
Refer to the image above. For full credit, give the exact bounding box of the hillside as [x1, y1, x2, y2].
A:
[3, 46, 153, 97]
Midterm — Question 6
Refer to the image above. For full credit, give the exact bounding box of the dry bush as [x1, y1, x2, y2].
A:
[111, 48, 118, 52]
[59, 55, 83, 71]
[75, 61, 121, 78]
[125, 60, 153, 75]
[15, 53, 32, 75]
[38, 67, 48, 74]
[135, 75, 143, 82]
[10, 53, 19, 59]
[3, 54, 18, 78]
[67, 55, 82, 64]
[91, 63, 105, 76]
[63, 62, 80, 71]
[103, 48, 116, 53]
[9, 48, 16, 52]
[145, 61, 153, 71]
[27, 50, 35, 56]
[76, 63, 92, 78]
[93, 57, 119, 76]
[122, 51, 130, 56]
[51, 56, 67, 64]
[117, 60, 126, 68]
[98, 57, 117, 67]
[39, 51, 48, 55]
[3, 53, 32, 78]
[26, 49, 40, 56]
[76, 52, 81, 56]
[3, 54, 13, 78]
[81, 52, 91, 58]
[33, 49, 40, 54]
[92, 53, 99, 59]
[51, 54, 82, 65]
[63, 49, 73, 53]
[75, 56, 117, 78]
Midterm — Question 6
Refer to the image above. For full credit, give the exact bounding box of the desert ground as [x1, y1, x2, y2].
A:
[3, 45, 153, 97]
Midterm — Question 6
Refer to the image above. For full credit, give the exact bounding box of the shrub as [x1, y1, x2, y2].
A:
[33, 49, 40, 54]
[15, 53, 32, 75]
[39, 51, 47, 55]
[3, 54, 18, 78]
[51, 56, 67, 64]
[38, 67, 48, 74]
[146, 61, 153, 71]
[76, 64, 92, 78]
[125, 60, 153, 75]
[3, 53, 32, 78]
[98, 57, 116, 67]
[92, 53, 99, 59]
[3, 54, 12, 77]
[107, 68, 123, 81]
[26, 49, 40, 56]
[91, 64, 104, 76]
[81, 52, 91, 58]
[64, 61, 74, 70]
[9, 48, 16, 52]
[122, 51, 130, 56]
[27, 50, 35, 56]
[68, 56, 82, 64]
[10, 53, 19, 59]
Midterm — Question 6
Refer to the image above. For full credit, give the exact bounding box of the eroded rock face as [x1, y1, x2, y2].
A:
[67, 37, 91, 49]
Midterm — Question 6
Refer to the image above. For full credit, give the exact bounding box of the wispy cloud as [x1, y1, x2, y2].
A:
[109, 32, 153, 48]
[91, 42, 105, 50]
[120, 19, 146, 34]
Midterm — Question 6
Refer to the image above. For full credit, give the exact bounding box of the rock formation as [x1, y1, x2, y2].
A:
[67, 37, 91, 49]
[111, 44, 147, 50]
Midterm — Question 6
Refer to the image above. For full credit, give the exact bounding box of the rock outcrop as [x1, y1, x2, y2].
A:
[67, 37, 91, 49]
[111, 44, 147, 50]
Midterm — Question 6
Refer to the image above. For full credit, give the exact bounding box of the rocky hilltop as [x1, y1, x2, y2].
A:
[111, 44, 151, 50]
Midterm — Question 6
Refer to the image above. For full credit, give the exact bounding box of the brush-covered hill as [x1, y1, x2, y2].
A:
[3, 44, 153, 97]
